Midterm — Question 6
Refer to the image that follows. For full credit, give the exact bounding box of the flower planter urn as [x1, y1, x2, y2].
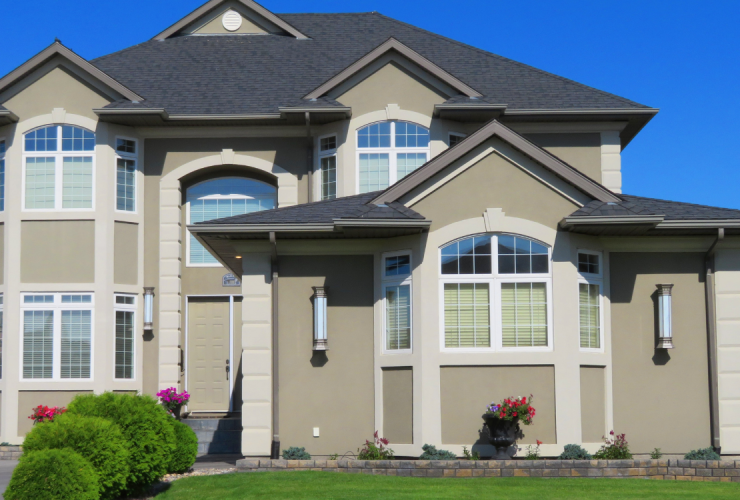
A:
[482, 414, 520, 460]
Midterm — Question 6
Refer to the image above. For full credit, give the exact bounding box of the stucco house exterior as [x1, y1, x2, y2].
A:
[0, 0, 738, 459]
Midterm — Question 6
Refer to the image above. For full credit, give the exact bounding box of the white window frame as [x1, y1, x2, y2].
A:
[318, 133, 337, 201]
[439, 233, 554, 352]
[448, 132, 466, 147]
[114, 294, 137, 380]
[19, 292, 95, 381]
[114, 136, 138, 214]
[356, 121, 430, 193]
[381, 251, 413, 355]
[21, 125, 96, 212]
[0, 137, 6, 212]
[186, 177, 277, 267]
[0, 293, 4, 379]
[577, 250, 604, 352]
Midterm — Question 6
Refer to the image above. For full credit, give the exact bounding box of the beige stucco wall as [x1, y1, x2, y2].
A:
[114, 222, 138, 285]
[383, 367, 413, 445]
[408, 143, 582, 231]
[21, 221, 95, 283]
[334, 61, 448, 118]
[610, 252, 710, 453]
[17, 391, 92, 436]
[183, 0, 281, 35]
[525, 133, 602, 183]
[440, 366, 556, 445]
[278, 255, 375, 456]
[2, 65, 110, 122]
[580, 366, 606, 443]
[142, 172, 160, 396]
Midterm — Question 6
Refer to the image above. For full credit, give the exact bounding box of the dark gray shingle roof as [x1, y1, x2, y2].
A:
[572, 194, 740, 220]
[202, 191, 424, 225]
[91, 12, 649, 116]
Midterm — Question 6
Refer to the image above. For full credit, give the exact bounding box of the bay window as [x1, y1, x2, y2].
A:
[383, 253, 412, 352]
[22, 293, 94, 380]
[440, 234, 552, 350]
[23, 125, 95, 211]
[357, 121, 429, 193]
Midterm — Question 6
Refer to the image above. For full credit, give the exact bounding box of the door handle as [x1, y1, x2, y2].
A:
[226, 359, 230, 380]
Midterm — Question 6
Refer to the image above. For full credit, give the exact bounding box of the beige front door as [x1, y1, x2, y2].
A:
[187, 298, 231, 412]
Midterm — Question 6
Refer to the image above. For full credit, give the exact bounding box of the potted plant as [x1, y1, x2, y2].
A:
[482, 395, 535, 459]
[156, 387, 190, 420]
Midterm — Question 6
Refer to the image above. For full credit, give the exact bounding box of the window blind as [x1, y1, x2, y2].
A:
[115, 310, 135, 379]
[501, 282, 548, 347]
[25, 157, 56, 209]
[23, 310, 53, 378]
[579, 283, 600, 348]
[116, 158, 136, 211]
[444, 283, 490, 348]
[386, 285, 411, 350]
[321, 156, 337, 200]
[61, 156, 93, 208]
[61, 310, 92, 378]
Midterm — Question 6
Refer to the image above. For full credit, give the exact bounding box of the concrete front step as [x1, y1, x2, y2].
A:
[182, 418, 242, 455]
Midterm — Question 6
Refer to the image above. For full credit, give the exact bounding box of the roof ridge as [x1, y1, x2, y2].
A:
[372, 13, 649, 109]
[622, 194, 740, 212]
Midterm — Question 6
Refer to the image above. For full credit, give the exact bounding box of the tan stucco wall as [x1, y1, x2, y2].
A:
[144, 137, 309, 204]
[183, 0, 281, 35]
[17, 391, 92, 436]
[580, 366, 606, 442]
[114, 222, 138, 285]
[278, 255, 375, 456]
[335, 62, 448, 118]
[2, 65, 110, 122]
[383, 367, 413, 445]
[409, 147, 581, 231]
[192, 10, 269, 34]
[142, 173, 160, 396]
[440, 366, 556, 445]
[0, 224, 4, 284]
[21, 221, 95, 283]
[525, 133, 602, 183]
[610, 252, 710, 453]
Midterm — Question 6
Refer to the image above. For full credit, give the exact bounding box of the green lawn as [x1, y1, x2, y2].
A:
[156, 471, 740, 499]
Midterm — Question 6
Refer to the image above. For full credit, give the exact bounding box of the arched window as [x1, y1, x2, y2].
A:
[357, 121, 430, 193]
[23, 125, 95, 210]
[440, 234, 552, 350]
[186, 177, 276, 265]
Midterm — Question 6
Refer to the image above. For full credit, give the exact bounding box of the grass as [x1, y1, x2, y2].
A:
[155, 471, 740, 499]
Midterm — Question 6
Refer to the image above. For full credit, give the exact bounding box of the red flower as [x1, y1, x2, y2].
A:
[537, 440, 543, 446]
[513, 412, 518, 417]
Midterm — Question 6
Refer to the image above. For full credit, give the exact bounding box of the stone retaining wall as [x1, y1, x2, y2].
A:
[0, 446, 22, 460]
[236, 458, 740, 482]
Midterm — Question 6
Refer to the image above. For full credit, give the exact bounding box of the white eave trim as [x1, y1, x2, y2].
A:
[561, 215, 665, 226]
[656, 220, 740, 229]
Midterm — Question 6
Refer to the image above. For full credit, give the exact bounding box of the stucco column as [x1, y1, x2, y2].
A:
[600, 131, 622, 194]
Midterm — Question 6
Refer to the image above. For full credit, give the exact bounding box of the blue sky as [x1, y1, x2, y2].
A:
[3, 0, 738, 209]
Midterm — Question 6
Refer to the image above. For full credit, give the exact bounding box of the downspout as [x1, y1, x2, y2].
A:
[705, 228, 724, 454]
[306, 112, 313, 203]
[270, 231, 280, 459]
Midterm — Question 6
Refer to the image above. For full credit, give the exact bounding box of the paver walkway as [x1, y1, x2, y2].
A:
[0, 461, 18, 499]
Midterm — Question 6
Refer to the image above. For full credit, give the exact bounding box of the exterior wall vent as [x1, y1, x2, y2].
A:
[222, 10, 243, 32]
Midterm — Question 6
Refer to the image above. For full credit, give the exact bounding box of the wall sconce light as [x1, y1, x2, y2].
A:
[144, 287, 155, 331]
[656, 284, 674, 349]
[312, 286, 328, 351]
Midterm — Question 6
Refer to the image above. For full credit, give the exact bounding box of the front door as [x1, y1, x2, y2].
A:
[187, 298, 231, 412]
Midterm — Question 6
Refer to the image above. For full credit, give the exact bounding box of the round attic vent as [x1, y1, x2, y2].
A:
[222, 10, 243, 32]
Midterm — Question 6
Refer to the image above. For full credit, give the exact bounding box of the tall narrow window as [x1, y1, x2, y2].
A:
[318, 135, 337, 200]
[440, 234, 552, 350]
[578, 251, 603, 350]
[23, 125, 95, 210]
[0, 140, 5, 211]
[187, 178, 276, 265]
[383, 253, 412, 352]
[116, 137, 137, 212]
[22, 293, 94, 380]
[357, 121, 430, 193]
[115, 294, 136, 379]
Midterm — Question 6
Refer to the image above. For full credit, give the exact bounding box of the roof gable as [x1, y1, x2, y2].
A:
[153, 0, 309, 40]
[304, 37, 482, 100]
[371, 120, 621, 206]
[0, 41, 142, 105]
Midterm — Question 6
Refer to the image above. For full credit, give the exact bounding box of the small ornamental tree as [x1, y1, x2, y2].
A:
[484, 395, 535, 425]
[28, 405, 66, 425]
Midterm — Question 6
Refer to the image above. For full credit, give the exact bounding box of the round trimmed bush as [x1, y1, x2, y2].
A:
[559, 444, 592, 460]
[685, 447, 721, 460]
[22, 413, 129, 500]
[5, 449, 99, 500]
[169, 420, 198, 474]
[68, 392, 176, 494]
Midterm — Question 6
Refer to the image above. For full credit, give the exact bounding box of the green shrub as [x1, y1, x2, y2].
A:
[68, 392, 176, 494]
[357, 432, 394, 460]
[593, 431, 632, 460]
[282, 447, 311, 460]
[169, 420, 198, 473]
[5, 449, 99, 500]
[22, 413, 129, 500]
[559, 444, 592, 460]
[650, 448, 663, 459]
[419, 444, 456, 460]
[684, 447, 720, 460]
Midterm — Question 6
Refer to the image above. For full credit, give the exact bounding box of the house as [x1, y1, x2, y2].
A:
[0, 0, 738, 459]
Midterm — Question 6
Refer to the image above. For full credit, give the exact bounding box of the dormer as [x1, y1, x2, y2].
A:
[153, 0, 309, 39]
